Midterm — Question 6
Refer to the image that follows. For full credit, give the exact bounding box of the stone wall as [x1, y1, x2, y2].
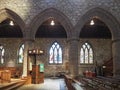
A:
[0, 0, 120, 26]
[79, 39, 112, 75]
[0, 38, 112, 76]
[0, 0, 119, 77]
[34, 38, 68, 76]
[32, 38, 112, 76]
[0, 38, 23, 67]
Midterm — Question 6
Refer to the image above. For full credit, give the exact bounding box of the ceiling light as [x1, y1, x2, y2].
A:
[9, 21, 14, 26]
[90, 20, 94, 25]
[50, 20, 55, 26]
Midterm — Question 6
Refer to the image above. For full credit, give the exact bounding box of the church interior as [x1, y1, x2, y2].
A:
[0, 0, 120, 90]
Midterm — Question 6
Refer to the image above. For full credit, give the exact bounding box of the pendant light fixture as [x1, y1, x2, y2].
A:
[90, 20, 95, 25]
[9, 21, 14, 26]
[50, 20, 55, 26]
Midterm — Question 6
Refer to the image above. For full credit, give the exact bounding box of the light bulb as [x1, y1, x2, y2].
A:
[29, 50, 32, 53]
[90, 20, 94, 25]
[10, 21, 14, 26]
[40, 50, 43, 54]
[50, 20, 55, 26]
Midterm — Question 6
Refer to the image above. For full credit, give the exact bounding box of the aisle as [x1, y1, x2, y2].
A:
[17, 78, 67, 90]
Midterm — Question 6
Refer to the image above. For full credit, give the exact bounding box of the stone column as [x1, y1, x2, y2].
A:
[112, 39, 120, 77]
[68, 38, 79, 78]
[22, 39, 34, 77]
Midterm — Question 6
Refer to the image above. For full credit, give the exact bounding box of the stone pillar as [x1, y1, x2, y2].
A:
[68, 38, 79, 78]
[112, 39, 120, 77]
[22, 39, 34, 77]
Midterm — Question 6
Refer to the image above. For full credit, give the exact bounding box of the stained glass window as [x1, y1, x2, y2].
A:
[49, 42, 62, 64]
[18, 44, 24, 63]
[0, 45, 5, 64]
[80, 42, 93, 64]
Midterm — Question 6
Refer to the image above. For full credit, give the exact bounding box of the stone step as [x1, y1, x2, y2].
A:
[0, 80, 26, 90]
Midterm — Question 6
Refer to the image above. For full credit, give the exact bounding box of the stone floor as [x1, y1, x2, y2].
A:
[16, 78, 95, 90]
[17, 78, 67, 90]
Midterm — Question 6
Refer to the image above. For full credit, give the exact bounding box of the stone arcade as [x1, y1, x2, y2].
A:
[0, 0, 120, 90]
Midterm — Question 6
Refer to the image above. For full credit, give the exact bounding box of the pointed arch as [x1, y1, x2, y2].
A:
[75, 7, 120, 40]
[29, 8, 73, 39]
[49, 41, 62, 64]
[0, 8, 25, 37]
[80, 42, 93, 64]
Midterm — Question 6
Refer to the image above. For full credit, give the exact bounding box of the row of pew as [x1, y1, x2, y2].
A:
[81, 76, 120, 90]
[0, 68, 31, 90]
[0, 67, 22, 78]
[63, 74, 120, 90]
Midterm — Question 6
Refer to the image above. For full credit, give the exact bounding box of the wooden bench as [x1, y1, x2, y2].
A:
[96, 76, 120, 90]
[63, 75, 93, 90]
[64, 75, 120, 90]
[0, 67, 22, 78]
[63, 75, 76, 90]
[81, 76, 120, 90]
[82, 77, 99, 89]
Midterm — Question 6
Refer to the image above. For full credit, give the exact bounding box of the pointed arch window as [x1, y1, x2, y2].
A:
[18, 44, 24, 63]
[0, 45, 5, 64]
[80, 42, 93, 64]
[49, 42, 62, 64]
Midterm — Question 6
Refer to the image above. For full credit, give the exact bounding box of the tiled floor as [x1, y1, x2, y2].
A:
[17, 78, 67, 90]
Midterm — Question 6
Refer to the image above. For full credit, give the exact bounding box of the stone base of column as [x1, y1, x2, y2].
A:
[22, 68, 27, 78]
[22, 74, 27, 78]
[69, 65, 78, 79]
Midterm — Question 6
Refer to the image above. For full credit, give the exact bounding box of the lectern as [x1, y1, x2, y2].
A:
[28, 49, 44, 84]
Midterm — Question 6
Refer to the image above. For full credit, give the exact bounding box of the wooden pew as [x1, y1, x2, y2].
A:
[81, 76, 120, 90]
[0, 67, 22, 78]
[64, 75, 95, 90]
[63, 75, 76, 90]
[96, 76, 120, 90]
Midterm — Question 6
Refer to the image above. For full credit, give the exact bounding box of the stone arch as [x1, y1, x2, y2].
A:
[75, 7, 120, 40]
[0, 8, 25, 37]
[29, 8, 73, 39]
